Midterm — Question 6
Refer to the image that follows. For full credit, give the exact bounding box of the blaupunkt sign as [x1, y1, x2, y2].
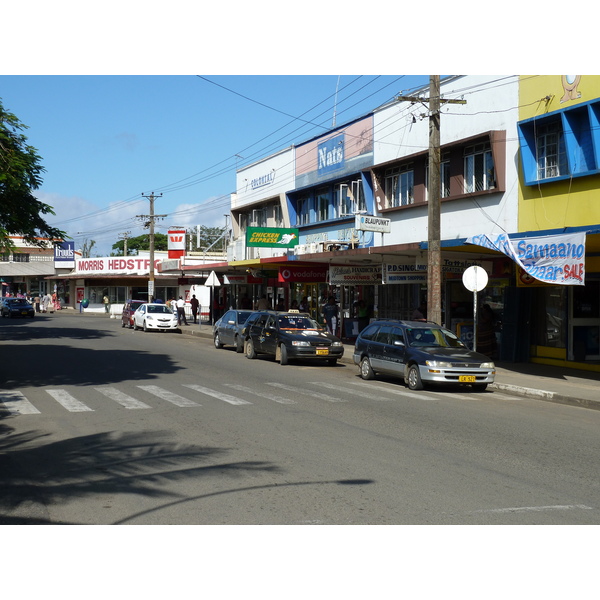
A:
[246, 227, 299, 248]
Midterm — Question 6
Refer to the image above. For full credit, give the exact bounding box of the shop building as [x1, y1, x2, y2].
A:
[512, 75, 600, 369]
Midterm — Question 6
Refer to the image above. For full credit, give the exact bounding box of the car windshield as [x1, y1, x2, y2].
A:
[147, 305, 172, 314]
[278, 315, 319, 330]
[405, 327, 465, 348]
[9, 299, 28, 305]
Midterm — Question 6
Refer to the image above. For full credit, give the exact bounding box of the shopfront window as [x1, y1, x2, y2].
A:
[535, 287, 566, 348]
[87, 286, 127, 305]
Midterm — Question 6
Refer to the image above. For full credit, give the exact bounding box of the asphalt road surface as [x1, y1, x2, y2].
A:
[2, 312, 600, 526]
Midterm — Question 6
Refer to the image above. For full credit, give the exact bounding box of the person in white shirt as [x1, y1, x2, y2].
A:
[176, 296, 188, 326]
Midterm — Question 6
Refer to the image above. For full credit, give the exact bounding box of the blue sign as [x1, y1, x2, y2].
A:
[54, 241, 75, 263]
[317, 134, 345, 175]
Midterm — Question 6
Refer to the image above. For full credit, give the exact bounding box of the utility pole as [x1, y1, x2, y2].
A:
[118, 231, 132, 256]
[138, 192, 166, 301]
[396, 78, 466, 326]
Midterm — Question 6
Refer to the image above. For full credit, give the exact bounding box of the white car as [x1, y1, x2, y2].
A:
[133, 303, 179, 332]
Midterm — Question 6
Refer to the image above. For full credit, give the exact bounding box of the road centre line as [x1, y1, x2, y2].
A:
[267, 382, 346, 402]
[0, 391, 41, 414]
[137, 385, 201, 407]
[473, 504, 594, 514]
[225, 383, 296, 404]
[95, 387, 151, 409]
[183, 384, 252, 405]
[46, 389, 94, 412]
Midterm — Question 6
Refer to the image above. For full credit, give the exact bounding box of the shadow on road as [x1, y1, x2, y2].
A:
[0, 425, 282, 524]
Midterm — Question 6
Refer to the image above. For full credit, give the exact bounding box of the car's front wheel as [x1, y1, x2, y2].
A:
[279, 344, 288, 365]
[245, 339, 256, 359]
[406, 364, 424, 390]
[143, 320, 149, 332]
[472, 383, 488, 392]
[360, 356, 375, 380]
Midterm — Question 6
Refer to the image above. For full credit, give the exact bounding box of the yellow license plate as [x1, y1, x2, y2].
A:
[316, 348, 329, 355]
[459, 376, 476, 383]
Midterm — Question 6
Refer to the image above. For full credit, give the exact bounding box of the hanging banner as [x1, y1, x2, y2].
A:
[466, 232, 586, 285]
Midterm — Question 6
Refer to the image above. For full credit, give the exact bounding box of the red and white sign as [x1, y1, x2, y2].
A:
[76, 257, 161, 275]
[278, 266, 328, 283]
[168, 229, 186, 259]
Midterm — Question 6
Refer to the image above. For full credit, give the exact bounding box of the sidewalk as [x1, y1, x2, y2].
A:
[68, 310, 600, 412]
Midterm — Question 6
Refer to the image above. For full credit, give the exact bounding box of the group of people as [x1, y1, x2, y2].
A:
[167, 295, 200, 326]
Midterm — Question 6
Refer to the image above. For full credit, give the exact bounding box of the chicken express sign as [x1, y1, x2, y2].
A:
[246, 227, 299, 248]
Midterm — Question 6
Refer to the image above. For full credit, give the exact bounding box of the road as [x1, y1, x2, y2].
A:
[1, 312, 600, 525]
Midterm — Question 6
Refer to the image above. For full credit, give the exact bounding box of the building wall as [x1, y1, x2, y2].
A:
[518, 75, 600, 232]
[372, 75, 520, 246]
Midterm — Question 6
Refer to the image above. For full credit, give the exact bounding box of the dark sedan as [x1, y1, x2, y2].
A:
[1, 298, 35, 318]
[213, 309, 254, 353]
[243, 310, 344, 365]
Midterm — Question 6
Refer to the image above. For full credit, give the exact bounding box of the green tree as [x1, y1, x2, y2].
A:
[187, 226, 227, 252]
[111, 233, 168, 255]
[0, 98, 66, 252]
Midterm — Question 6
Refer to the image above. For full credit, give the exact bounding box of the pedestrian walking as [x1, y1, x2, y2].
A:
[176, 296, 189, 326]
[33, 294, 40, 313]
[190, 294, 199, 324]
[103, 294, 110, 314]
[42, 293, 51, 313]
[322, 296, 339, 335]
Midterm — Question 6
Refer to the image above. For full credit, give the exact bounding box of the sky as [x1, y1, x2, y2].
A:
[0, 74, 431, 256]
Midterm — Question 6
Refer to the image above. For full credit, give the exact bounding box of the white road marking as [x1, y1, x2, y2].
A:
[267, 382, 346, 402]
[225, 383, 296, 404]
[46, 389, 94, 412]
[183, 384, 252, 405]
[137, 385, 200, 407]
[347, 380, 437, 401]
[0, 391, 41, 414]
[94, 387, 151, 409]
[311, 381, 396, 401]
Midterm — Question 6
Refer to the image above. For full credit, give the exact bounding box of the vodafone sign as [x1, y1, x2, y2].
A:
[278, 266, 328, 283]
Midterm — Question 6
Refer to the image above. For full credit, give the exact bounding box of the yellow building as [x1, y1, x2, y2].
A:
[517, 75, 600, 369]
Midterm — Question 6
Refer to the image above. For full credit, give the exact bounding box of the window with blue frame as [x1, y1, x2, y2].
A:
[297, 194, 311, 225]
[518, 99, 600, 185]
[316, 187, 329, 222]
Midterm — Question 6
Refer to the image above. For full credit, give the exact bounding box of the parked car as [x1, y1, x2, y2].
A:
[1, 298, 35, 318]
[353, 319, 495, 391]
[121, 299, 145, 328]
[132, 303, 179, 332]
[243, 310, 344, 365]
[213, 309, 254, 352]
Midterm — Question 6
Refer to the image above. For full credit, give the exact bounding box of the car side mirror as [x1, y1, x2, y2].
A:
[393, 340, 405, 346]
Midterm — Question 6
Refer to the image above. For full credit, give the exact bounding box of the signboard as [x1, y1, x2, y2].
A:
[467, 232, 586, 285]
[168, 229, 186, 259]
[54, 241, 75, 268]
[246, 228, 299, 248]
[355, 215, 391, 233]
[318, 133, 345, 175]
[383, 263, 427, 284]
[329, 265, 381, 285]
[76, 257, 161, 275]
[278, 266, 328, 283]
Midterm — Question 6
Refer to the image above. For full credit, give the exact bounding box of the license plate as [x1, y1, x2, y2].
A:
[21, 311, 28, 315]
[459, 375, 476, 383]
[316, 348, 329, 356]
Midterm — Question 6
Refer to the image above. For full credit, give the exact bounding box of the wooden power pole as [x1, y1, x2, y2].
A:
[138, 192, 166, 300]
[396, 77, 466, 325]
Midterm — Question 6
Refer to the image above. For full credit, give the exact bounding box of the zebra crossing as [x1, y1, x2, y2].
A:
[0, 380, 502, 416]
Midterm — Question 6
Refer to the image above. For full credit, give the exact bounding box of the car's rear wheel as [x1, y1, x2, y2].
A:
[279, 344, 288, 365]
[407, 364, 424, 390]
[214, 333, 224, 349]
[360, 357, 375, 380]
[245, 339, 256, 359]
[121, 320, 126, 328]
[235, 336, 244, 353]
